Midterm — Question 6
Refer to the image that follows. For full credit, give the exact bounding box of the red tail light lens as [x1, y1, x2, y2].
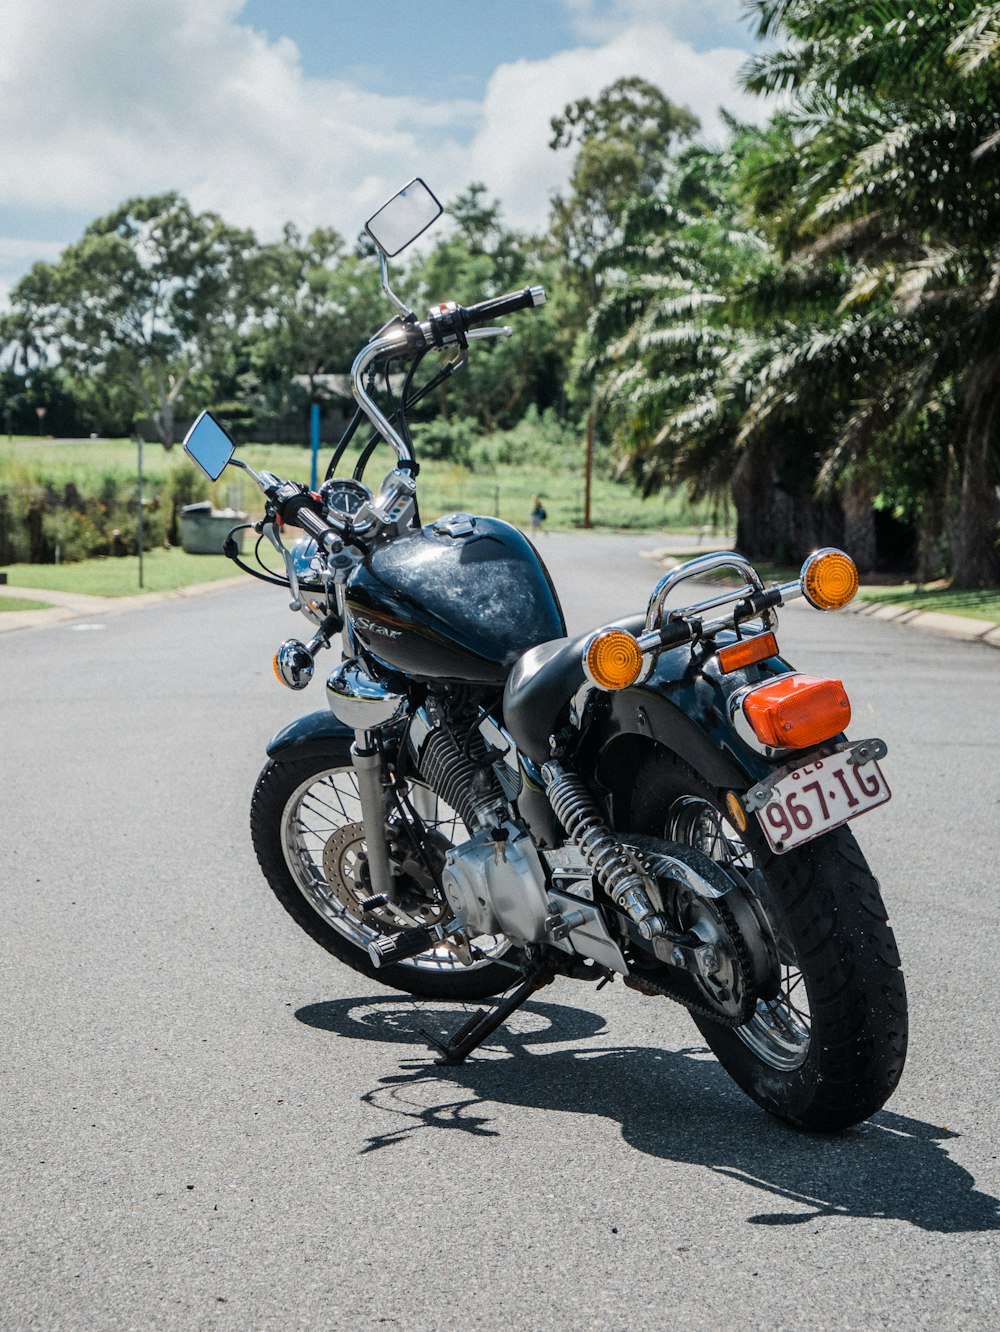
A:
[741, 674, 851, 749]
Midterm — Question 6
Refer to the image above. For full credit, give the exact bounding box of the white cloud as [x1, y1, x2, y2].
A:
[0, 0, 478, 235]
[468, 25, 764, 231]
[0, 0, 768, 295]
[561, 0, 757, 48]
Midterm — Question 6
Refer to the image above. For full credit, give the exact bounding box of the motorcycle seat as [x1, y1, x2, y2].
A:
[503, 613, 645, 765]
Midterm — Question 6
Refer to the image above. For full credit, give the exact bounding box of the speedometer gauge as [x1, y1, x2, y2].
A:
[321, 478, 372, 518]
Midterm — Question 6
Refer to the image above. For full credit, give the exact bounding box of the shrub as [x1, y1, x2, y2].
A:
[41, 508, 103, 563]
[411, 416, 477, 466]
[161, 463, 212, 543]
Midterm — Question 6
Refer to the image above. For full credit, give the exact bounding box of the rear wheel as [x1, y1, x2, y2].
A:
[250, 746, 515, 1000]
[628, 750, 908, 1130]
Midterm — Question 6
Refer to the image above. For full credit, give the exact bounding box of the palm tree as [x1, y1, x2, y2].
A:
[585, 131, 855, 565]
[741, 0, 1000, 586]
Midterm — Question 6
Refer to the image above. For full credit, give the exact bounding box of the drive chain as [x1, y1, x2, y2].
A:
[624, 863, 758, 1029]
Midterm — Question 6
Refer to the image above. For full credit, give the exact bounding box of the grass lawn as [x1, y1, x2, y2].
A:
[0, 594, 55, 611]
[856, 583, 1000, 622]
[5, 442, 997, 618]
[0, 548, 239, 597]
[0, 437, 722, 534]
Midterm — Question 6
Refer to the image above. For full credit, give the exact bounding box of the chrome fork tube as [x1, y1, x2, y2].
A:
[350, 730, 397, 902]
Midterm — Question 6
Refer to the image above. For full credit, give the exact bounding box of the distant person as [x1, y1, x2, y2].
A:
[530, 495, 546, 534]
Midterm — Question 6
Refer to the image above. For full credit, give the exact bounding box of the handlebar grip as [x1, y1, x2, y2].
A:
[297, 507, 341, 547]
[462, 285, 546, 328]
[659, 617, 696, 648]
[278, 491, 343, 549]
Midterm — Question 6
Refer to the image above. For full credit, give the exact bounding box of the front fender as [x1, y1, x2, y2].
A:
[589, 642, 796, 792]
[266, 709, 354, 763]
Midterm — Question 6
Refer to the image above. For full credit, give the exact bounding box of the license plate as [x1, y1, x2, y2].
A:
[756, 753, 891, 854]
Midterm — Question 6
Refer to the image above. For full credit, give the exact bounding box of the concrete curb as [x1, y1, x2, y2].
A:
[0, 575, 248, 634]
[848, 596, 1000, 649]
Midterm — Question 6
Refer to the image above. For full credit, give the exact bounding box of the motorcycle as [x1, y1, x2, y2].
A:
[183, 178, 907, 1131]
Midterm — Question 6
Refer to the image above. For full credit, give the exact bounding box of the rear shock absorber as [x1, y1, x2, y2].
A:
[542, 761, 667, 937]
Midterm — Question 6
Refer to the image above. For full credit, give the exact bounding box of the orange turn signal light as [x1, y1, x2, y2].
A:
[583, 629, 643, 691]
[801, 548, 859, 610]
[741, 673, 851, 749]
[717, 631, 779, 674]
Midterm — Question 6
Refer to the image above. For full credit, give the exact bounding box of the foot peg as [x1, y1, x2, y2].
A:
[366, 917, 464, 968]
[358, 893, 389, 914]
[367, 924, 438, 968]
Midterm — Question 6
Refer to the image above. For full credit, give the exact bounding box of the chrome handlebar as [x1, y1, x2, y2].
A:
[349, 293, 536, 462]
[644, 552, 767, 632]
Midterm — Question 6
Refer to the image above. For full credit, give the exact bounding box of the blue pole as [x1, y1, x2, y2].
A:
[310, 402, 320, 491]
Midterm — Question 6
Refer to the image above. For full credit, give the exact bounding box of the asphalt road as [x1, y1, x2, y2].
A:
[1, 531, 998, 1330]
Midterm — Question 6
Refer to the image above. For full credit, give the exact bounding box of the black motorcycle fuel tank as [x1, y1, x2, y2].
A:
[345, 516, 566, 684]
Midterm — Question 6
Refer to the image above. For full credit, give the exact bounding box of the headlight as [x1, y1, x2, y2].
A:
[291, 536, 320, 579]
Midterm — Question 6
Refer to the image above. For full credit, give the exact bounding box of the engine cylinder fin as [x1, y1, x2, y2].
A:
[410, 706, 505, 831]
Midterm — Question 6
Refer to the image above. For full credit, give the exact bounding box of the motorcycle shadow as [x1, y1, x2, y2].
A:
[296, 994, 1000, 1235]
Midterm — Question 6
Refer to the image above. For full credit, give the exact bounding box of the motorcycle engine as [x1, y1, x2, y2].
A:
[407, 694, 508, 832]
[405, 692, 560, 947]
[440, 822, 551, 943]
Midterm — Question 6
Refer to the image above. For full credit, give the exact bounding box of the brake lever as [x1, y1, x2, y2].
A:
[466, 325, 513, 341]
[261, 520, 304, 607]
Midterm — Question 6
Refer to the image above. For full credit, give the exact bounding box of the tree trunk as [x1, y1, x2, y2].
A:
[915, 445, 953, 583]
[952, 405, 1000, 588]
[841, 475, 877, 574]
[732, 440, 779, 560]
[731, 439, 830, 564]
[156, 400, 175, 451]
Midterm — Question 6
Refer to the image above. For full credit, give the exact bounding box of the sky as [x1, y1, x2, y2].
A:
[0, 0, 767, 307]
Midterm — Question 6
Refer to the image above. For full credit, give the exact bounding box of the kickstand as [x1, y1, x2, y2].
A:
[422, 965, 554, 1065]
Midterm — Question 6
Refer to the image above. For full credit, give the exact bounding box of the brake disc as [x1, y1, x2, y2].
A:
[321, 822, 384, 918]
[321, 822, 449, 929]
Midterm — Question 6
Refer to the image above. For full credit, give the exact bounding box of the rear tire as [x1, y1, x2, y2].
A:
[251, 747, 515, 1001]
[628, 749, 908, 1131]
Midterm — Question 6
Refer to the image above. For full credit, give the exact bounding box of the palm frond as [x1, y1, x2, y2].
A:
[947, 2, 1000, 74]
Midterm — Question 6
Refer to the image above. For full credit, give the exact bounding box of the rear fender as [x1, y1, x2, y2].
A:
[586, 642, 796, 801]
[266, 709, 354, 763]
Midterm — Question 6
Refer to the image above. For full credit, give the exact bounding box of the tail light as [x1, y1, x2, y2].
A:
[740, 673, 851, 749]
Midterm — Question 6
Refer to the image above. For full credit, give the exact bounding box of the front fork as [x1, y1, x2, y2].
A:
[350, 729, 399, 903]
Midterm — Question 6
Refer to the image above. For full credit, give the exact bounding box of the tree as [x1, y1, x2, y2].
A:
[411, 187, 567, 433]
[6, 194, 255, 447]
[245, 225, 385, 404]
[583, 132, 828, 560]
[740, 0, 1000, 586]
[549, 77, 700, 300]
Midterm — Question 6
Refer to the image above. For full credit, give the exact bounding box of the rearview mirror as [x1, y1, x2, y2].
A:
[183, 410, 235, 481]
[365, 178, 443, 257]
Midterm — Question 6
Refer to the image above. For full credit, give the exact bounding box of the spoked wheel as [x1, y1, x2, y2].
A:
[629, 750, 908, 1130]
[667, 796, 812, 1073]
[250, 746, 515, 1000]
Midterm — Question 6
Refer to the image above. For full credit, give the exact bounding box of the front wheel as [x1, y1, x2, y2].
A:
[629, 751, 908, 1131]
[250, 746, 515, 1001]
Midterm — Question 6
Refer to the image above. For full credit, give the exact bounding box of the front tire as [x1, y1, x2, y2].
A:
[628, 750, 908, 1131]
[250, 746, 514, 1001]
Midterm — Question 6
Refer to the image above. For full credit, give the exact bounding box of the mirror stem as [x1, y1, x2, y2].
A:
[229, 457, 266, 488]
[379, 252, 412, 317]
